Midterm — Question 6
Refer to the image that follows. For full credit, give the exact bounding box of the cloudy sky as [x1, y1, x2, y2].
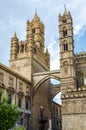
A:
[0, 0, 86, 70]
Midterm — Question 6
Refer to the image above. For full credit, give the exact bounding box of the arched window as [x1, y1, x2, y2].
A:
[63, 27, 67, 37]
[66, 43, 68, 51]
[63, 42, 68, 52]
[17, 45, 19, 53]
[63, 61, 68, 66]
[20, 44, 24, 53]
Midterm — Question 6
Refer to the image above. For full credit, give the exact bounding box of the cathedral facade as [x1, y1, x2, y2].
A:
[59, 8, 86, 130]
[0, 7, 86, 130]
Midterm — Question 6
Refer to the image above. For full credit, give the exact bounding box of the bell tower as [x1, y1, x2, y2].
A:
[9, 11, 50, 81]
[59, 7, 76, 93]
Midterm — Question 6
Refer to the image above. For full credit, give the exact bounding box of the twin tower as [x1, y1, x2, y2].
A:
[9, 9, 75, 85]
[9, 8, 86, 130]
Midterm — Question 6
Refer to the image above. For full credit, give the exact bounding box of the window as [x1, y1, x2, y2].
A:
[63, 19, 67, 23]
[25, 98, 29, 110]
[56, 108, 58, 116]
[52, 106, 55, 115]
[63, 43, 68, 52]
[63, 61, 68, 66]
[63, 27, 67, 37]
[20, 44, 24, 53]
[26, 86, 30, 93]
[17, 45, 19, 53]
[32, 29, 35, 33]
[19, 82, 23, 91]
[8, 93, 12, 104]
[9, 77, 13, 86]
[18, 98, 22, 108]
[0, 73, 3, 82]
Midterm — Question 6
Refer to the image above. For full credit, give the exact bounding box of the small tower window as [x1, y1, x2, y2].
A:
[17, 45, 19, 53]
[63, 43, 68, 52]
[62, 19, 67, 23]
[32, 29, 35, 33]
[63, 27, 67, 37]
[66, 43, 68, 51]
[20, 44, 24, 53]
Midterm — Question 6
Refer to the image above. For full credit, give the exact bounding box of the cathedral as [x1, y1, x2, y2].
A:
[0, 7, 86, 130]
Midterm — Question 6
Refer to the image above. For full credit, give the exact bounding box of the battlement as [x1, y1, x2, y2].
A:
[75, 52, 86, 64]
[62, 87, 86, 99]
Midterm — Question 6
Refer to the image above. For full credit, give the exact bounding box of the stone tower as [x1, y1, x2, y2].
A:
[59, 7, 76, 94]
[59, 8, 86, 130]
[9, 11, 51, 130]
[9, 11, 50, 81]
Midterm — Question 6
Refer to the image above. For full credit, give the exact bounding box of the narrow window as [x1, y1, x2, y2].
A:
[20, 44, 24, 53]
[8, 93, 12, 104]
[66, 43, 68, 51]
[63, 44, 65, 51]
[32, 29, 35, 33]
[63, 43, 68, 52]
[17, 45, 19, 53]
[56, 108, 58, 116]
[25, 98, 29, 110]
[9, 77, 13, 86]
[63, 27, 67, 37]
[18, 98, 22, 108]
[19, 82, 23, 91]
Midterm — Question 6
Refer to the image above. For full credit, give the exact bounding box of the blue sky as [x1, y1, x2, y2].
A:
[0, 0, 86, 70]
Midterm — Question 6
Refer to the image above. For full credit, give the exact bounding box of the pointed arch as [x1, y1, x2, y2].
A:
[63, 26, 67, 37]
[32, 75, 61, 99]
[63, 40, 68, 52]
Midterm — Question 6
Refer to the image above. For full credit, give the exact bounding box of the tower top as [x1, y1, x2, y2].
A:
[13, 31, 17, 38]
[63, 5, 68, 15]
[33, 9, 40, 22]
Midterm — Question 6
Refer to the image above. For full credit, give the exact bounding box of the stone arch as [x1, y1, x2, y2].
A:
[32, 75, 61, 99]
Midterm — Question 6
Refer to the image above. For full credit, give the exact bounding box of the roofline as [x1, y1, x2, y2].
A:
[0, 63, 31, 84]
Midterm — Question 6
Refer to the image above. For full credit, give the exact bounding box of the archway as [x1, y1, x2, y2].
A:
[31, 75, 61, 130]
[32, 75, 61, 100]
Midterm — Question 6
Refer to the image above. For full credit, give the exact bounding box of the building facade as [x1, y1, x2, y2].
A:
[59, 8, 86, 130]
[51, 101, 62, 130]
[0, 63, 31, 129]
